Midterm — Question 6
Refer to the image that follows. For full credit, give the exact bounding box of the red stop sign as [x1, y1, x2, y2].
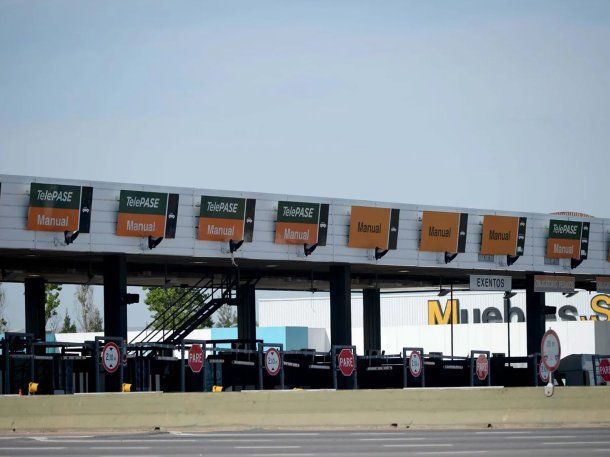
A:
[188, 344, 204, 373]
[476, 354, 489, 381]
[600, 358, 610, 383]
[338, 348, 355, 377]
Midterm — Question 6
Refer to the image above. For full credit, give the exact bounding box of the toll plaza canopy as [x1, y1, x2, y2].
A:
[0, 174, 608, 289]
[1, 174, 610, 356]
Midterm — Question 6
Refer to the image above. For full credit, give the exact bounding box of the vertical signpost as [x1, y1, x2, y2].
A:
[470, 350, 491, 386]
[332, 346, 357, 390]
[540, 329, 561, 396]
[188, 344, 204, 374]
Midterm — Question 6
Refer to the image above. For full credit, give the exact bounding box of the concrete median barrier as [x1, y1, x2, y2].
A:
[1, 387, 610, 432]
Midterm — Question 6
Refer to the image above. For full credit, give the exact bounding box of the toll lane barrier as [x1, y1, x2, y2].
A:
[2, 387, 610, 431]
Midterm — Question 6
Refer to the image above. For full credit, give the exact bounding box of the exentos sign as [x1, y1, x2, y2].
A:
[420, 211, 468, 253]
[275, 201, 329, 245]
[27, 183, 92, 233]
[348, 206, 399, 250]
[198, 196, 256, 242]
[116, 190, 178, 238]
[480, 215, 527, 256]
[469, 275, 512, 291]
[546, 219, 590, 260]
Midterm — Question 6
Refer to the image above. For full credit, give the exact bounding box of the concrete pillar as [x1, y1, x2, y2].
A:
[330, 265, 352, 347]
[363, 288, 381, 354]
[526, 273, 546, 355]
[103, 254, 127, 340]
[237, 283, 256, 343]
[24, 277, 46, 341]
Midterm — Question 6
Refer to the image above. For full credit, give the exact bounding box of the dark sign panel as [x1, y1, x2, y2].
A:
[275, 201, 329, 245]
[546, 219, 589, 260]
[420, 211, 468, 253]
[348, 206, 399, 250]
[198, 196, 255, 242]
[480, 215, 527, 256]
[27, 183, 92, 233]
[116, 190, 178, 238]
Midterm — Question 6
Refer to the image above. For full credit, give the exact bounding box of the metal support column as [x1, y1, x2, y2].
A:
[103, 254, 128, 340]
[330, 265, 352, 347]
[363, 288, 381, 354]
[24, 277, 46, 342]
[237, 283, 256, 345]
[526, 273, 546, 356]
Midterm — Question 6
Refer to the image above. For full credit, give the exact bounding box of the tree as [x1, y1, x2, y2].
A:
[144, 287, 213, 330]
[75, 285, 103, 332]
[0, 283, 7, 332]
[214, 304, 238, 328]
[45, 284, 62, 332]
[60, 310, 77, 333]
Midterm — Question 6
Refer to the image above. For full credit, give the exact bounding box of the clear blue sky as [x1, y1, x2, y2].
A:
[1, 1, 609, 330]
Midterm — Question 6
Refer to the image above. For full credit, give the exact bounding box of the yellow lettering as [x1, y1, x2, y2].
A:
[591, 294, 610, 320]
[428, 299, 459, 325]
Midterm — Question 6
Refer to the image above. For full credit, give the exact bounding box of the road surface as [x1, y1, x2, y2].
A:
[0, 428, 609, 456]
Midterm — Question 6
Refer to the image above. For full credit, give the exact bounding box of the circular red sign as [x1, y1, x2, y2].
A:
[600, 358, 610, 383]
[540, 329, 561, 372]
[265, 348, 281, 377]
[338, 348, 355, 377]
[188, 344, 204, 373]
[475, 354, 489, 381]
[101, 342, 120, 374]
[409, 351, 423, 378]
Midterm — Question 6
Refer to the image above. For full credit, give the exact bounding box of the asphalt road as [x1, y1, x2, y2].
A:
[0, 428, 609, 456]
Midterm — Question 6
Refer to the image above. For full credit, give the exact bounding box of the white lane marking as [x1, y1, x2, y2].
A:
[208, 439, 274, 442]
[250, 454, 314, 457]
[350, 432, 412, 436]
[594, 450, 610, 453]
[415, 452, 487, 455]
[360, 437, 426, 441]
[173, 432, 320, 437]
[543, 441, 610, 445]
[384, 444, 453, 448]
[90, 446, 151, 450]
[35, 438, 198, 443]
[30, 435, 94, 440]
[0, 447, 66, 451]
[480, 435, 578, 440]
[235, 445, 301, 449]
[474, 431, 532, 435]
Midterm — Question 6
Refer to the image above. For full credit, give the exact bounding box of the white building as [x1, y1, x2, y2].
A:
[258, 291, 610, 356]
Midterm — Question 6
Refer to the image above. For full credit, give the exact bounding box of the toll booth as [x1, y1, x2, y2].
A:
[181, 339, 263, 392]
[0, 333, 93, 395]
[423, 353, 471, 387]
[283, 349, 334, 389]
[490, 353, 537, 387]
[357, 352, 403, 389]
[559, 354, 597, 386]
[126, 342, 179, 392]
[1, 333, 35, 394]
